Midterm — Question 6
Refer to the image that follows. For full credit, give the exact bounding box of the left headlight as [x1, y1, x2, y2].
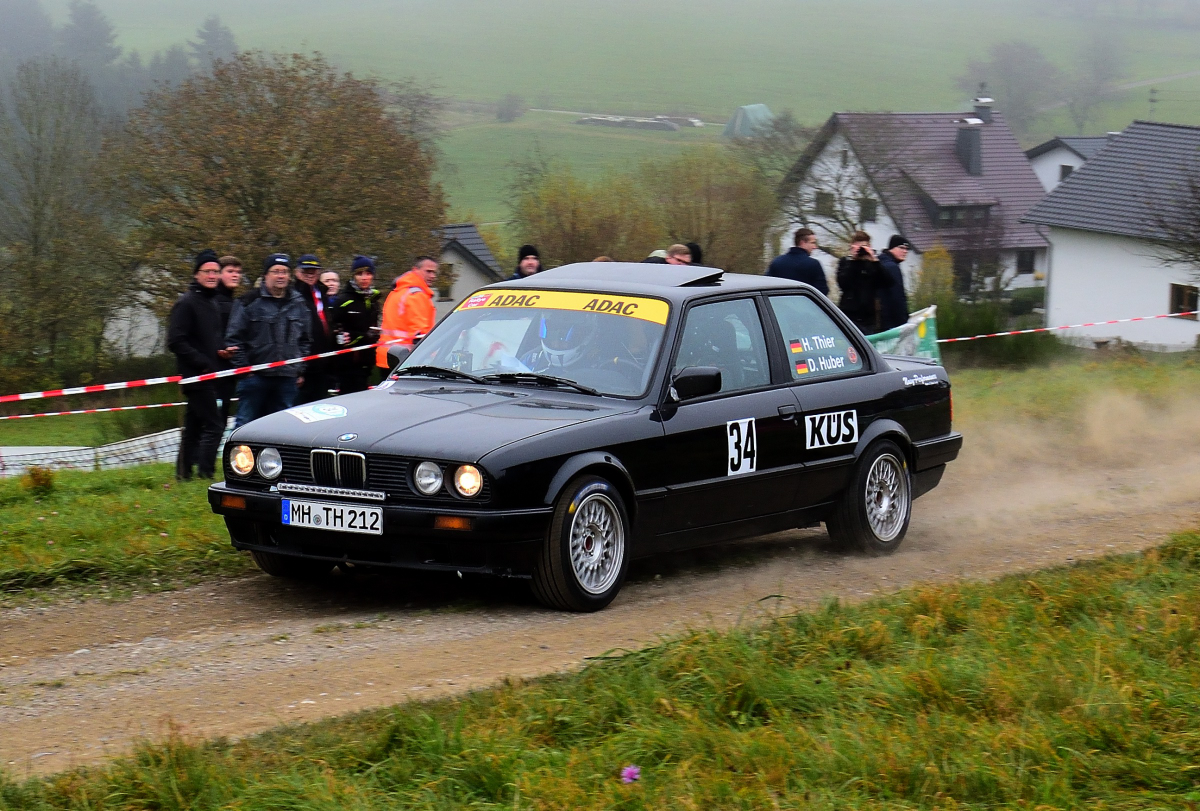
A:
[453, 465, 483, 498]
[230, 445, 254, 476]
[257, 447, 283, 479]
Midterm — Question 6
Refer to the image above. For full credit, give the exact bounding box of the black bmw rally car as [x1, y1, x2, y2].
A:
[209, 263, 961, 611]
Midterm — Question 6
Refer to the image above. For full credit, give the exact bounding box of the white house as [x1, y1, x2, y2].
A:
[778, 100, 1050, 294]
[1025, 136, 1110, 193]
[435, 223, 506, 319]
[1022, 121, 1200, 350]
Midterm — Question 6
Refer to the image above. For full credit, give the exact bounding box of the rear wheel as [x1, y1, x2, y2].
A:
[532, 475, 630, 612]
[826, 439, 912, 555]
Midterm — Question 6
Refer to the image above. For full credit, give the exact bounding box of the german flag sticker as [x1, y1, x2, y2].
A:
[795, 360, 809, 375]
[789, 339, 803, 354]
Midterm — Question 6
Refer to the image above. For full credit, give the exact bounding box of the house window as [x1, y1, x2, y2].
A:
[1170, 283, 1199, 320]
[1059, 164, 1074, 181]
[1016, 250, 1036, 275]
[858, 198, 878, 223]
[840, 149, 849, 168]
[814, 191, 835, 217]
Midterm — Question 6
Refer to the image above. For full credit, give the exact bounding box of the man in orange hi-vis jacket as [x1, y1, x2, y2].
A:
[377, 255, 439, 371]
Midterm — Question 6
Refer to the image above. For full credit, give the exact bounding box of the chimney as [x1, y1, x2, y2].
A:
[972, 97, 994, 124]
[956, 118, 983, 176]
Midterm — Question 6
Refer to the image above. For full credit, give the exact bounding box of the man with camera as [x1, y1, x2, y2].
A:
[835, 231, 894, 335]
[766, 228, 829, 294]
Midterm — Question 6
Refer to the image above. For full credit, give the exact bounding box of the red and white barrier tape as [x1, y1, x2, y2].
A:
[0, 338, 403, 405]
[2, 309, 1196, 406]
[936, 310, 1198, 344]
[0, 401, 186, 421]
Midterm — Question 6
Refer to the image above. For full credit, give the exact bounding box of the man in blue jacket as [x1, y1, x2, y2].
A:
[225, 254, 312, 427]
[766, 228, 828, 294]
[878, 235, 912, 330]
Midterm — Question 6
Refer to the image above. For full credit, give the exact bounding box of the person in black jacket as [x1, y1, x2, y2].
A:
[877, 235, 912, 330]
[766, 228, 828, 294]
[835, 231, 893, 335]
[225, 254, 312, 427]
[331, 255, 382, 393]
[293, 253, 334, 403]
[167, 249, 225, 480]
[214, 255, 243, 428]
[508, 244, 543, 280]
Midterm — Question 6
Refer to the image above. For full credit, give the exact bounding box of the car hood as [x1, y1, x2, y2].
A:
[229, 380, 638, 462]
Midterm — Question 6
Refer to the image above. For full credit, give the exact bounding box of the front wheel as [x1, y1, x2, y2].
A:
[826, 439, 912, 555]
[532, 475, 630, 612]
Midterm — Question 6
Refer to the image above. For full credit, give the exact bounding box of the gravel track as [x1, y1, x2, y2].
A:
[3, 399, 1198, 777]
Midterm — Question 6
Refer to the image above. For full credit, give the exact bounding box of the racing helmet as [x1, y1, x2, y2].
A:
[538, 311, 596, 368]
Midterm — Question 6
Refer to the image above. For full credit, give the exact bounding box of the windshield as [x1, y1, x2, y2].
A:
[401, 289, 670, 396]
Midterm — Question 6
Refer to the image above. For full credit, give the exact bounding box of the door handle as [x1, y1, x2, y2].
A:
[778, 404, 799, 421]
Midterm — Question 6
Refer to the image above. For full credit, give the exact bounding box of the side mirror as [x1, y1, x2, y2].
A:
[671, 366, 722, 401]
[387, 344, 412, 369]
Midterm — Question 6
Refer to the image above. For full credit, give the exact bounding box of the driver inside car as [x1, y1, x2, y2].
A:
[520, 310, 647, 392]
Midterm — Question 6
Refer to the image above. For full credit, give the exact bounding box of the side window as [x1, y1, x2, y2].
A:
[674, 298, 771, 393]
[768, 295, 864, 380]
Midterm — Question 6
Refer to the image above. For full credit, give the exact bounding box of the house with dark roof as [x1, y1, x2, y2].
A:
[1022, 121, 1200, 350]
[779, 99, 1049, 294]
[435, 223, 506, 318]
[1025, 135, 1111, 193]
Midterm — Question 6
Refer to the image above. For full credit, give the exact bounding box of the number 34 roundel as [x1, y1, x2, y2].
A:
[727, 418, 757, 476]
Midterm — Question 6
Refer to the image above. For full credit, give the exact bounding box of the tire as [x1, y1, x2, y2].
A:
[825, 439, 912, 556]
[531, 475, 630, 612]
[249, 548, 333, 580]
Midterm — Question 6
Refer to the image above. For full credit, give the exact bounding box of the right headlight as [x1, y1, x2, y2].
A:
[230, 445, 255, 476]
[413, 461, 443, 495]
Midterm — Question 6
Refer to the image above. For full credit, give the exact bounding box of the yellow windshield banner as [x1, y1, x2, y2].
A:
[455, 289, 670, 325]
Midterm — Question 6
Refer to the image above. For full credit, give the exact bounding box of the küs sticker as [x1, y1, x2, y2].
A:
[286, 403, 348, 423]
[805, 410, 858, 449]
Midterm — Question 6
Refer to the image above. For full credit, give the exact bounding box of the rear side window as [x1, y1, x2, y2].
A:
[768, 295, 864, 380]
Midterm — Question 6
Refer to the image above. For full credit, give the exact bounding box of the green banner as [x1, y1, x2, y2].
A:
[866, 306, 940, 363]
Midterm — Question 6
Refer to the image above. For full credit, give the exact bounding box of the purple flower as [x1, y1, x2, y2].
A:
[621, 765, 641, 783]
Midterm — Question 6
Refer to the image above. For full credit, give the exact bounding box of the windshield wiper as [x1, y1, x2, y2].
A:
[483, 372, 600, 396]
[392, 365, 489, 384]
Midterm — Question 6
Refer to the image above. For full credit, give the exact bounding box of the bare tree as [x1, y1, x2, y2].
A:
[496, 93, 527, 123]
[1145, 163, 1200, 282]
[778, 115, 917, 253]
[0, 57, 129, 379]
[728, 110, 815, 194]
[956, 42, 1062, 137]
[1064, 31, 1127, 135]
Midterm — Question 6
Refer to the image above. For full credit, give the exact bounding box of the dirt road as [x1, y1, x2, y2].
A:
[2, 393, 1198, 776]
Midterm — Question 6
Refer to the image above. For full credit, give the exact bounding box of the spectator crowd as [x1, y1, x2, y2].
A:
[169, 230, 911, 480]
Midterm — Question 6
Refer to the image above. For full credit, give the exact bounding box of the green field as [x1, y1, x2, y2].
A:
[39, 0, 1200, 218]
[5, 529, 1200, 807]
[440, 110, 725, 222]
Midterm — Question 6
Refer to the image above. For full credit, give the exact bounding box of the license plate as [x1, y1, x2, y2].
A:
[281, 499, 383, 535]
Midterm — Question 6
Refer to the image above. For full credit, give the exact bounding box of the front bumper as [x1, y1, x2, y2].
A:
[208, 482, 551, 577]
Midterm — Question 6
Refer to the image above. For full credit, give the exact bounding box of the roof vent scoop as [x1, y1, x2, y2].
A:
[972, 97, 994, 123]
[956, 119, 983, 176]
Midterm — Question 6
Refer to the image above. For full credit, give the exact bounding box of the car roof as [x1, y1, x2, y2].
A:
[484, 262, 809, 303]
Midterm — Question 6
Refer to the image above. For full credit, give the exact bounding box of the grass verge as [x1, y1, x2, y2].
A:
[3, 531, 1199, 808]
[0, 465, 249, 603]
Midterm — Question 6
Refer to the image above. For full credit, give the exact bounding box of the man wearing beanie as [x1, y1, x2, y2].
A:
[377, 255, 438, 371]
[167, 249, 225, 480]
[224, 253, 312, 427]
[293, 253, 334, 403]
[878, 235, 912, 330]
[508, 244, 542, 279]
[331, 255, 383, 393]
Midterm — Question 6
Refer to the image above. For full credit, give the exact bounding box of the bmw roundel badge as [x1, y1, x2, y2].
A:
[338, 433, 358, 442]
